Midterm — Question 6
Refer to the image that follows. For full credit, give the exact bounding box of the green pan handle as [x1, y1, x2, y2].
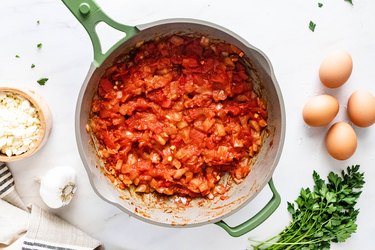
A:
[61, 0, 139, 67]
[215, 179, 280, 237]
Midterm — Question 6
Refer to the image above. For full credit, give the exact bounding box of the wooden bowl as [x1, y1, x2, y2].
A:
[0, 87, 52, 162]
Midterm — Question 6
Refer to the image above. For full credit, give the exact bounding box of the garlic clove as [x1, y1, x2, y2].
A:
[39, 166, 77, 209]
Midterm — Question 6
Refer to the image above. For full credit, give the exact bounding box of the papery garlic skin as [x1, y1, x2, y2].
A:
[40, 166, 77, 209]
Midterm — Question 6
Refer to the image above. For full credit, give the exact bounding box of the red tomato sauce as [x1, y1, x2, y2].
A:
[89, 35, 267, 198]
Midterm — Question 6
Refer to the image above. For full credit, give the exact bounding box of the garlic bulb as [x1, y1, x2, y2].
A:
[39, 166, 77, 209]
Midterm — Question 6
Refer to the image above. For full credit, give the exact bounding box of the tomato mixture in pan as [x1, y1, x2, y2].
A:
[89, 35, 267, 198]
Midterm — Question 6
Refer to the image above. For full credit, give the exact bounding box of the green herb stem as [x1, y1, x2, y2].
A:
[250, 165, 364, 250]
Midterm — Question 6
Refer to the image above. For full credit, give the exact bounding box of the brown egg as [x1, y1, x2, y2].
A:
[319, 50, 353, 88]
[347, 90, 375, 127]
[325, 122, 357, 160]
[303, 95, 339, 127]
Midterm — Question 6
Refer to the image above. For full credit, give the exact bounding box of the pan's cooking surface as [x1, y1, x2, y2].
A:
[88, 34, 269, 201]
[75, 20, 285, 227]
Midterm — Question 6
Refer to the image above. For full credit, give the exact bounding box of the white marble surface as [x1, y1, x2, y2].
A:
[1, 0, 375, 249]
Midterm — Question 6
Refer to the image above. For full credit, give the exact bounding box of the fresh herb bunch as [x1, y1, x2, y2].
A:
[251, 165, 365, 250]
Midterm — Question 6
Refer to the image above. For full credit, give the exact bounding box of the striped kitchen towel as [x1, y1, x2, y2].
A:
[0, 162, 101, 250]
[0, 162, 28, 211]
[22, 204, 101, 250]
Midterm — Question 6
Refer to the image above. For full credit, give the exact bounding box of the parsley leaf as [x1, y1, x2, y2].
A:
[318, 2, 323, 7]
[37, 78, 48, 85]
[15, 54, 20, 58]
[345, 0, 353, 5]
[309, 21, 316, 32]
[37, 43, 43, 49]
[31, 64, 35, 68]
[250, 165, 365, 250]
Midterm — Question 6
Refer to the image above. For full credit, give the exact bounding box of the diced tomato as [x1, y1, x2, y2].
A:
[98, 79, 114, 97]
[90, 35, 267, 198]
[226, 105, 241, 116]
[102, 131, 117, 149]
[182, 58, 199, 68]
[185, 40, 203, 57]
[99, 110, 113, 119]
[189, 128, 206, 146]
[147, 89, 172, 108]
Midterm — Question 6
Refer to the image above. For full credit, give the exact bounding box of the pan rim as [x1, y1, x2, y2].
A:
[75, 18, 286, 227]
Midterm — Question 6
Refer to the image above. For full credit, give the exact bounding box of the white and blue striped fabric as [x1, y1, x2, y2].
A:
[0, 162, 15, 199]
[0, 162, 101, 250]
[0, 162, 27, 211]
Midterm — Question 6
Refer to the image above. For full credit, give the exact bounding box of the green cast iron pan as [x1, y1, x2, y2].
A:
[62, 0, 286, 237]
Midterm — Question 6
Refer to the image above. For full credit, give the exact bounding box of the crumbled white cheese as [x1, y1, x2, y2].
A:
[0, 92, 41, 156]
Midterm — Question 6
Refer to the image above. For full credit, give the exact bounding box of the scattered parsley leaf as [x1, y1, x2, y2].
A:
[318, 2, 323, 7]
[37, 20, 40, 25]
[15, 54, 20, 58]
[31, 64, 35, 68]
[309, 21, 316, 32]
[37, 43, 43, 49]
[37, 78, 48, 85]
[250, 165, 365, 250]
[345, 0, 353, 5]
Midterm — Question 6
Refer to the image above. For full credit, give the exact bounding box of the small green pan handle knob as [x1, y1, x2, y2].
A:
[215, 179, 281, 237]
[61, 0, 139, 67]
